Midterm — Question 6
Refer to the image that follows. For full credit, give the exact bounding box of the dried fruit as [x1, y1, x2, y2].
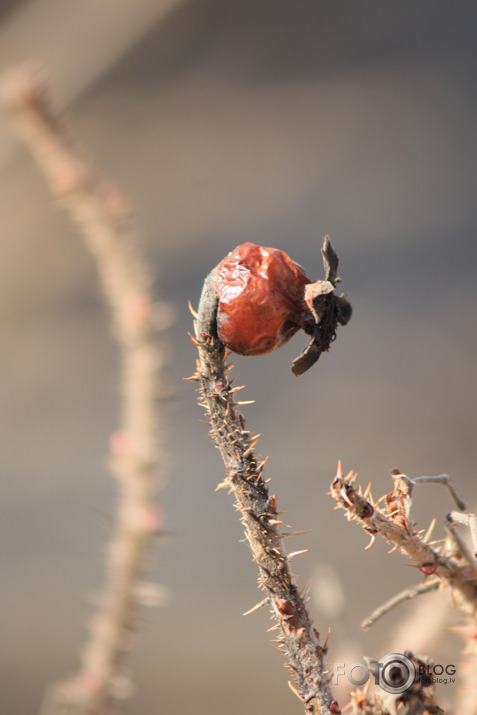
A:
[213, 243, 313, 356]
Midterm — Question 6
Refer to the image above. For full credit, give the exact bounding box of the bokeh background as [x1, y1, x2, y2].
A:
[1, 1, 476, 713]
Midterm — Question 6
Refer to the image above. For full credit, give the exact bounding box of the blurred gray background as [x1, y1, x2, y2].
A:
[1, 1, 476, 713]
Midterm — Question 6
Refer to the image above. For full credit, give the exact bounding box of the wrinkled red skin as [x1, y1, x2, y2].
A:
[212, 243, 314, 356]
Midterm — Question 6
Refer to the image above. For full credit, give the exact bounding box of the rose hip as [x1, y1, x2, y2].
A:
[213, 243, 312, 356]
[196, 236, 351, 375]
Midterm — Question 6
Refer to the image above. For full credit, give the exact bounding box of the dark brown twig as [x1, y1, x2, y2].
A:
[191, 329, 337, 714]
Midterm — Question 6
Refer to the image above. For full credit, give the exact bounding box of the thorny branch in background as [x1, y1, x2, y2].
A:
[189, 239, 351, 715]
[2, 64, 167, 715]
[330, 466, 477, 714]
[330, 467, 476, 614]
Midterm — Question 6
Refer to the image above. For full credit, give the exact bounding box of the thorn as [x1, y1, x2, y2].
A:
[237, 400, 255, 405]
[133, 581, 169, 608]
[336, 459, 342, 478]
[183, 374, 199, 382]
[363, 482, 372, 499]
[388, 544, 399, 554]
[428, 537, 448, 547]
[288, 681, 304, 701]
[280, 529, 313, 538]
[287, 549, 308, 560]
[267, 623, 280, 632]
[340, 487, 353, 507]
[423, 517, 437, 544]
[364, 534, 376, 550]
[323, 628, 331, 652]
[246, 436, 261, 451]
[243, 598, 268, 616]
[187, 331, 202, 346]
[187, 300, 198, 318]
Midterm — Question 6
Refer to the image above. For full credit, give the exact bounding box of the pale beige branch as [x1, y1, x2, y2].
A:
[2, 64, 166, 715]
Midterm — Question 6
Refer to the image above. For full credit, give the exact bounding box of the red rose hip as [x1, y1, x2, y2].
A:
[213, 243, 311, 356]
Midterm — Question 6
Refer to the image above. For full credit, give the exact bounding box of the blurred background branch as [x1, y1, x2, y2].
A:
[0, 0, 184, 168]
[2, 64, 167, 715]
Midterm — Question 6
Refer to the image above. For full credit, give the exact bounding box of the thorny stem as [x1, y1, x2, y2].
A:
[2, 64, 165, 714]
[330, 469, 477, 617]
[191, 342, 338, 712]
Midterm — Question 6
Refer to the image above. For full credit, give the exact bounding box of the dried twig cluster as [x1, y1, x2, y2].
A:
[330, 466, 477, 714]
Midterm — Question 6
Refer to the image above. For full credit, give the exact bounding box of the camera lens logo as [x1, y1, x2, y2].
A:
[378, 653, 416, 694]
